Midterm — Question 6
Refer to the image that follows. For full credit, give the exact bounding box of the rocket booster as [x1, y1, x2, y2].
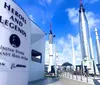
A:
[95, 28, 100, 64]
[71, 36, 76, 70]
[79, 0, 91, 60]
[90, 36, 94, 59]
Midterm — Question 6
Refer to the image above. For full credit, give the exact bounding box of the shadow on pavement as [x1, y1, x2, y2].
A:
[93, 79, 100, 85]
[28, 78, 59, 85]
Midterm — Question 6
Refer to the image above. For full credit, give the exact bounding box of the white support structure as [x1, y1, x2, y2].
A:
[95, 28, 100, 64]
[71, 36, 76, 70]
[48, 44, 53, 72]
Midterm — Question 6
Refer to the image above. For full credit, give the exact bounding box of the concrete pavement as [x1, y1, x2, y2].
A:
[28, 77, 93, 85]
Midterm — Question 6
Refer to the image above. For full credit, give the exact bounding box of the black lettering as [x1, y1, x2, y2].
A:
[9, 23, 14, 29]
[22, 30, 26, 37]
[0, 52, 2, 55]
[5, 20, 8, 26]
[19, 14, 22, 20]
[14, 17, 19, 25]
[15, 11, 19, 17]
[25, 20, 26, 24]
[12, 53, 20, 58]
[16, 50, 24, 55]
[15, 18, 23, 27]
[19, 21, 23, 27]
[2, 63, 5, 66]
[21, 17, 26, 24]
[2, 52, 10, 56]
[15, 25, 26, 37]
[0, 16, 3, 24]
[21, 56, 28, 60]
[4, 2, 10, 11]
[4, 2, 26, 24]
[21, 17, 25, 24]
[10, 16, 14, 22]
[14, 25, 17, 30]
[10, 16, 23, 27]
[18, 27, 22, 33]
[11, 8, 14, 14]
[0, 45, 14, 52]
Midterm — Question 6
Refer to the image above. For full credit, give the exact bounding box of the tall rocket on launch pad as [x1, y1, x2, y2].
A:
[79, 0, 91, 60]
[48, 23, 55, 73]
[79, 0, 95, 74]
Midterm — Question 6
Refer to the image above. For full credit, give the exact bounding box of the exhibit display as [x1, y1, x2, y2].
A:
[79, 0, 95, 74]
[0, 0, 31, 85]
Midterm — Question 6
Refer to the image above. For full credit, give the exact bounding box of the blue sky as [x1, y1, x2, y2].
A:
[14, 0, 100, 65]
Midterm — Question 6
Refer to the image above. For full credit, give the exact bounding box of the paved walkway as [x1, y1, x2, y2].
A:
[28, 77, 93, 85]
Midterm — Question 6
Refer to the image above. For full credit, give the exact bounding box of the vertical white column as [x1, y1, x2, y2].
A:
[71, 36, 76, 70]
[54, 43, 57, 77]
[95, 28, 100, 64]
[48, 44, 53, 72]
[90, 36, 94, 59]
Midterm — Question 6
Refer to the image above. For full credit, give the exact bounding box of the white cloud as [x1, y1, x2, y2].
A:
[66, 8, 100, 30]
[84, 0, 99, 4]
[66, 8, 79, 24]
[27, 7, 53, 24]
[56, 0, 64, 4]
[46, 0, 52, 3]
[45, 34, 82, 65]
[39, 0, 52, 5]
[86, 12, 100, 29]
[90, 0, 99, 4]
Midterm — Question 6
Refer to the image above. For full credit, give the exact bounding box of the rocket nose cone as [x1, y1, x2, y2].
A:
[79, 6, 85, 13]
[79, 0, 85, 13]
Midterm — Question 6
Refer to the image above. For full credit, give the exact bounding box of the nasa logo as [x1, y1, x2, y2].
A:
[9, 34, 21, 48]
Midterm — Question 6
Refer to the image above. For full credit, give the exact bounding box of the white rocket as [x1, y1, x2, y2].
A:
[79, 0, 91, 60]
[95, 28, 100, 64]
[48, 23, 55, 72]
[79, 0, 96, 74]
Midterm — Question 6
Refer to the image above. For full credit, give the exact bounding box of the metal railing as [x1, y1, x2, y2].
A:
[59, 70, 100, 85]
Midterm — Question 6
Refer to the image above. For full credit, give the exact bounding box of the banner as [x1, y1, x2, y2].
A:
[0, 0, 31, 85]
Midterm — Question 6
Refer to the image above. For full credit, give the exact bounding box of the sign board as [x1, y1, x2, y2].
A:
[0, 0, 31, 85]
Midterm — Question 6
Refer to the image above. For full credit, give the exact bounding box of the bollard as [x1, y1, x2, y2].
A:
[72, 72, 73, 79]
[66, 72, 67, 78]
[86, 74, 88, 83]
[69, 72, 70, 78]
[76, 72, 77, 80]
[72, 73, 73, 79]
[81, 69, 82, 81]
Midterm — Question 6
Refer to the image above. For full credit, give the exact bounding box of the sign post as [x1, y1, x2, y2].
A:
[0, 0, 31, 85]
